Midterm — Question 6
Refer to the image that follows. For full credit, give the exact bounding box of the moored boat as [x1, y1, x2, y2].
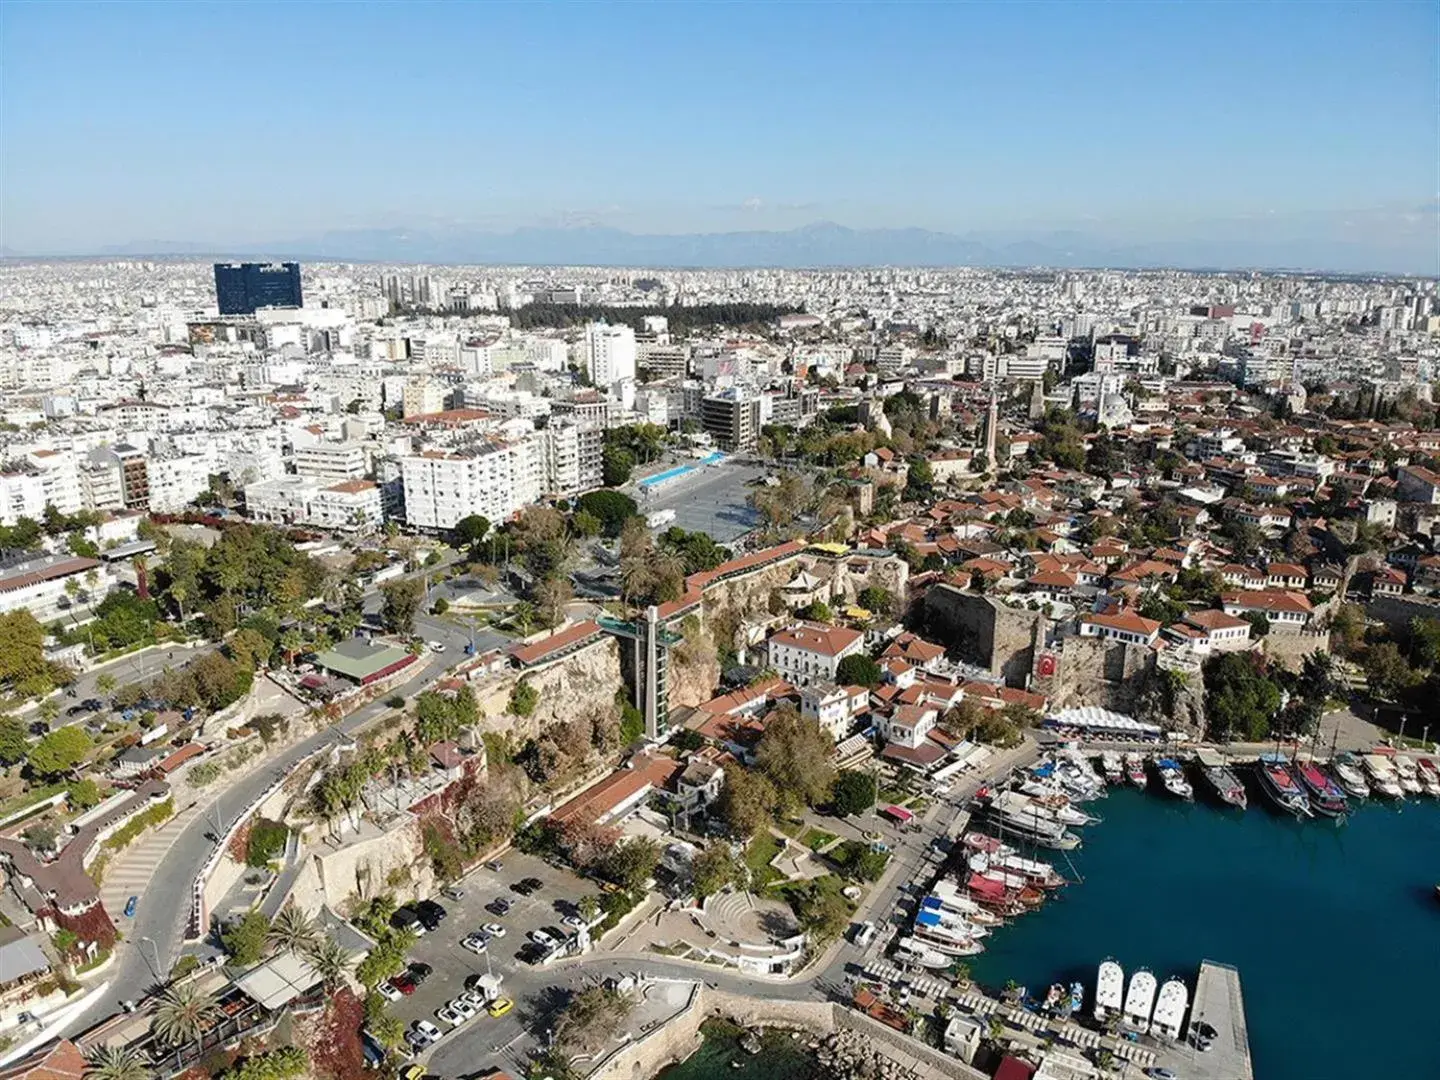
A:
[1417, 758, 1440, 797]
[1255, 753, 1312, 816]
[1150, 977, 1189, 1040]
[1094, 959, 1124, 1022]
[1362, 753, 1405, 798]
[1155, 757, 1194, 800]
[1099, 751, 1124, 784]
[1195, 747, 1248, 809]
[894, 935, 956, 968]
[1330, 752, 1371, 799]
[1122, 968, 1157, 1034]
[1068, 981, 1084, 1015]
[1393, 755, 1424, 795]
[1124, 752, 1147, 789]
[1291, 759, 1349, 818]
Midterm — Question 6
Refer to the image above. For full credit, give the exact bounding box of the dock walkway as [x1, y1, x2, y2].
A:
[1163, 959, 1254, 1080]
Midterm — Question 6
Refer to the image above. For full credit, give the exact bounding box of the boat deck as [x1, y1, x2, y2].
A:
[1157, 960, 1253, 1080]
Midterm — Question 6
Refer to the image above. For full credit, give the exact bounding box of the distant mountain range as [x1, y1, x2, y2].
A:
[7, 221, 1432, 274]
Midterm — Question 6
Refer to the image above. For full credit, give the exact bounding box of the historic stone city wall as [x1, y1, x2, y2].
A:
[923, 584, 1043, 686]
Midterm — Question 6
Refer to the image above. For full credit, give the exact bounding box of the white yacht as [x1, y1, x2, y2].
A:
[1150, 977, 1189, 1040]
[895, 935, 957, 969]
[1393, 756, 1424, 795]
[1094, 959, 1124, 1022]
[1363, 754, 1405, 798]
[1330, 755, 1371, 799]
[1122, 969, 1157, 1034]
[1099, 751, 1124, 784]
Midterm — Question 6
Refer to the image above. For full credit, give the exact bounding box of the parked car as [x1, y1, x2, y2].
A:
[460, 933, 487, 955]
[389, 974, 417, 995]
[486, 998, 513, 1018]
[377, 981, 403, 1002]
[510, 881, 534, 896]
[441, 886, 465, 901]
[403, 1030, 429, 1053]
[561, 914, 587, 931]
[80, 698, 104, 712]
[124, 896, 138, 918]
[414, 1020, 442, 1043]
[407, 962, 433, 984]
[435, 1006, 459, 1028]
[399, 1065, 425, 1080]
[520, 876, 543, 892]
[459, 990, 487, 1011]
[483, 860, 503, 872]
[528, 929, 557, 949]
[450, 998, 476, 1021]
[428, 641, 446, 652]
[390, 907, 425, 936]
[415, 900, 447, 929]
[481, 922, 506, 937]
[487, 898, 513, 915]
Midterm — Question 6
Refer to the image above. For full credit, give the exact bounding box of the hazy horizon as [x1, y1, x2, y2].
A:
[3, 2, 1436, 274]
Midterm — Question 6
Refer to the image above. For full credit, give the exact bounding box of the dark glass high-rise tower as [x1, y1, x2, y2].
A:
[213, 262, 303, 314]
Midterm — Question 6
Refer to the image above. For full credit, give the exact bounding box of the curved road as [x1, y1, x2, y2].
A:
[85, 609, 486, 1021]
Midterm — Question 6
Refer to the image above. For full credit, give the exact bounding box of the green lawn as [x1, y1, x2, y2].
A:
[745, 832, 784, 889]
[774, 817, 806, 838]
[802, 828, 838, 853]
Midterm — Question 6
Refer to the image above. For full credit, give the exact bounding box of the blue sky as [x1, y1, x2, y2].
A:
[2, 1, 1436, 259]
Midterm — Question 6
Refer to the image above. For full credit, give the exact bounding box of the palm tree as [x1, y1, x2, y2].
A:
[279, 627, 306, 665]
[577, 896, 601, 924]
[85, 1046, 151, 1080]
[305, 934, 353, 990]
[267, 904, 319, 955]
[151, 983, 220, 1047]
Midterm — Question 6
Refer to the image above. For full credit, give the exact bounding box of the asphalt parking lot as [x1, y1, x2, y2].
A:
[387, 851, 600, 1061]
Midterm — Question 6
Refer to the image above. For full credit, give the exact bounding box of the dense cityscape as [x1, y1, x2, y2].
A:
[0, 253, 1435, 1080]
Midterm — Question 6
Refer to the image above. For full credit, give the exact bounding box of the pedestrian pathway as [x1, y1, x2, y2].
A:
[99, 802, 204, 936]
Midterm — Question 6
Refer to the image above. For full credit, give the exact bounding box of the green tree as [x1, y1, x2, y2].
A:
[28, 727, 91, 778]
[1364, 642, 1420, 701]
[1407, 617, 1440, 670]
[453, 514, 491, 548]
[596, 837, 661, 891]
[0, 611, 54, 699]
[571, 509, 602, 538]
[905, 456, 935, 500]
[67, 778, 103, 811]
[151, 983, 221, 1047]
[796, 883, 850, 942]
[509, 678, 538, 718]
[857, 586, 893, 615]
[228, 628, 272, 671]
[755, 707, 836, 811]
[576, 490, 639, 538]
[835, 654, 882, 688]
[380, 576, 425, 636]
[601, 444, 635, 487]
[1203, 652, 1282, 741]
[717, 768, 778, 839]
[690, 843, 745, 900]
[0, 716, 29, 765]
[831, 770, 877, 816]
[266, 904, 318, 955]
[85, 1046, 152, 1080]
[221, 910, 271, 967]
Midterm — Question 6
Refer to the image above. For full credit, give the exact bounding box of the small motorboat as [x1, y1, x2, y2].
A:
[1330, 753, 1371, 799]
[1156, 758, 1194, 800]
[1417, 758, 1440, 797]
[1124, 752, 1148, 789]
[1393, 756, 1424, 796]
[1100, 751, 1124, 784]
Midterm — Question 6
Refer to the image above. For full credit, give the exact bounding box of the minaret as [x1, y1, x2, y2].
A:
[983, 377, 999, 467]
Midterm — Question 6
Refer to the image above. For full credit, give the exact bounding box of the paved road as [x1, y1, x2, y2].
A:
[85, 610, 491, 1021]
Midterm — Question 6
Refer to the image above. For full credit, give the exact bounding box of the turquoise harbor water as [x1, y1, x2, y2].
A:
[968, 784, 1440, 1079]
[655, 1021, 819, 1080]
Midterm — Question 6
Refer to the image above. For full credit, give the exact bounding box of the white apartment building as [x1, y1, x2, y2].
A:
[800, 682, 871, 742]
[146, 453, 212, 513]
[0, 470, 46, 526]
[402, 379, 449, 418]
[400, 439, 540, 531]
[879, 703, 939, 750]
[540, 419, 603, 498]
[585, 322, 636, 386]
[293, 442, 370, 482]
[766, 622, 865, 688]
[79, 457, 125, 512]
[245, 476, 383, 532]
[26, 450, 82, 515]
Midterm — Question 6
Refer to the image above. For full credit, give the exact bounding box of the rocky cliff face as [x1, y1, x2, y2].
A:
[474, 637, 625, 740]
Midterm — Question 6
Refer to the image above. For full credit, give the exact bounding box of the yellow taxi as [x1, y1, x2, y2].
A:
[486, 997, 514, 1018]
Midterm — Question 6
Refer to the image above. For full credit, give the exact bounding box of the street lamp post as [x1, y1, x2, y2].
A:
[137, 935, 163, 980]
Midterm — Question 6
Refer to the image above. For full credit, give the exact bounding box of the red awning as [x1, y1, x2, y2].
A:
[881, 804, 914, 823]
[966, 873, 1007, 899]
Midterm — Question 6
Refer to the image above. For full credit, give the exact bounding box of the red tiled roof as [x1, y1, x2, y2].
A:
[549, 753, 683, 827]
[1083, 610, 1162, 637]
[770, 621, 863, 658]
[0, 1042, 87, 1080]
[510, 620, 602, 666]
